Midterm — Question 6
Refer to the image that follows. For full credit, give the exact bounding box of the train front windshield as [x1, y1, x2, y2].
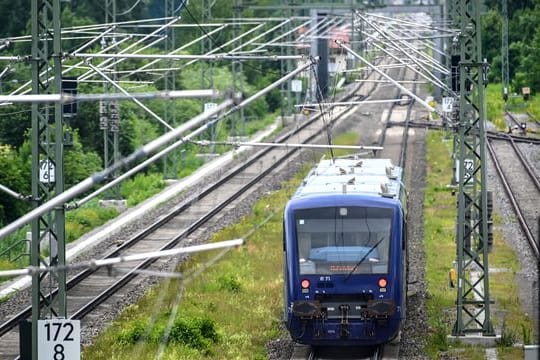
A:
[294, 206, 392, 275]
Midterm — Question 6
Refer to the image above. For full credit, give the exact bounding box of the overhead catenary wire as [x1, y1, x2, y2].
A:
[191, 140, 383, 151]
[366, 11, 458, 35]
[179, 5, 312, 77]
[335, 40, 440, 117]
[86, 61, 176, 131]
[0, 89, 219, 104]
[296, 99, 411, 107]
[359, 19, 450, 79]
[66, 59, 314, 209]
[6, 27, 131, 97]
[222, 58, 317, 118]
[0, 97, 237, 240]
[73, 52, 306, 61]
[121, 24, 229, 78]
[75, 16, 181, 83]
[0, 239, 244, 278]
[365, 13, 448, 75]
[0, 184, 31, 201]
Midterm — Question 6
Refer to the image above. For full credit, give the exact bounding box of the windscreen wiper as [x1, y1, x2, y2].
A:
[344, 236, 384, 282]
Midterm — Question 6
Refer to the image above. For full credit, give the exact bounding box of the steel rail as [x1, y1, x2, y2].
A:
[486, 140, 540, 260]
[0, 65, 372, 348]
[504, 135, 540, 191]
[386, 120, 540, 145]
[377, 61, 407, 150]
[0, 98, 236, 240]
[398, 69, 419, 171]
[505, 110, 523, 130]
[487, 131, 540, 144]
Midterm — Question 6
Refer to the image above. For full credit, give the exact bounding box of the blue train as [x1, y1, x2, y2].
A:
[283, 157, 407, 346]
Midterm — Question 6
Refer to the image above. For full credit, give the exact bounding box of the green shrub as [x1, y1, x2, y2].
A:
[521, 322, 532, 345]
[0, 259, 16, 271]
[120, 173, 166, 206]
[497, 319, 517, 347]
[167, 316, 219, 351]
[116, 319, 149, 345]
[115, 315, 218, 352]
[65, 206, 119, 243]
[432, 316, 449, 352]
[216, 274, 242, 293]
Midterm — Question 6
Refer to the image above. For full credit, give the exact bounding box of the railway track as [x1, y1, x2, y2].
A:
[285, 59, 419, 360]
[389, 119, 540, 145]
[0, 62, 391, 359]
[291, 343, 398, 360]
[505, 110, 540, 135]
[0, 52, 426, 359]
[487, 136, 540, 260]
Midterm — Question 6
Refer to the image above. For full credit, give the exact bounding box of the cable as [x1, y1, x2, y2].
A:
[118, 0, 144, 16]
[173, 0, 188, 15]
[182, 3, 283, 78]
[0, 108, 33, 117]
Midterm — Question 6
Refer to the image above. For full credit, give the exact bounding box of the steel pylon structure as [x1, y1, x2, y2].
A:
[101, 0, 121, 198]
[280, 0, 295, 121]
[452, 0, 494, 336]
[30, 0, 66, 358]
[501, 0, 509, 102]
[201, 0, 216, 152]
[163, 0, 179, 178]
[232, 0, 246, 136]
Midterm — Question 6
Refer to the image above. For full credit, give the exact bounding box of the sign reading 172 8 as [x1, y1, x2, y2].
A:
[38, 319, 80, 360]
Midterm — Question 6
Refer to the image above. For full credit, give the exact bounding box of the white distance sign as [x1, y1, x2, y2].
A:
[38, 319, 80, 360]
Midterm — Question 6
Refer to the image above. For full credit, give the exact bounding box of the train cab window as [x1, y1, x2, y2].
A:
[295, 206, 393, 275]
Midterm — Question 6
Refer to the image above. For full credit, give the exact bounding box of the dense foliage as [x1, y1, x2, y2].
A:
[0, 0, 280, 228]
[0, 0, 537, 229]
[482, 0, 540, 93]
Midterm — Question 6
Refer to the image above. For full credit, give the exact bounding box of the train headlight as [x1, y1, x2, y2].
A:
[378, 277, 388, 288]
[301, 279, 310, 289]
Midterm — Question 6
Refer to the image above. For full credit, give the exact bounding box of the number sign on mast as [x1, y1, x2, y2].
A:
[37, 319, 80, 360]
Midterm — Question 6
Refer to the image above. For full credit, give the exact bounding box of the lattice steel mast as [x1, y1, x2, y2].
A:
[501, 0, 509, 102]
[101, 0, 121, 198]
[201, 0, 216, 152]
[163, 0, 178, 178]
[232, 0, 246, 136]
[30, 0, 66, 358]
[280, 0, 294, 121]
[452, 0, 494, 336]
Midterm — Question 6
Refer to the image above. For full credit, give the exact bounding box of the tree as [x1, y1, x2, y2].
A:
[0, 145, 30, 225]
[64, 131, 102, 188]
[0, 104, 31, 148]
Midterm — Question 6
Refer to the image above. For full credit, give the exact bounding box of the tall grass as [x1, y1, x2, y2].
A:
[82, 132, 360, 359]
[486, 83, 506, 129]
[82, 167, 304, 360]
[486, 83, 539, 129]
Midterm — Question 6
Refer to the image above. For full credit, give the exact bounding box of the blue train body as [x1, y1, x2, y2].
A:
[283, 157, 407, 346]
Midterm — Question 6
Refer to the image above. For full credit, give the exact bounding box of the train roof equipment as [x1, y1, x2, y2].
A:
[293, 158, 403, 199]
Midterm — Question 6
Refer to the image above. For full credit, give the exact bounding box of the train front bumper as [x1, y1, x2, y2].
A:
[289, 299, 400, 345]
